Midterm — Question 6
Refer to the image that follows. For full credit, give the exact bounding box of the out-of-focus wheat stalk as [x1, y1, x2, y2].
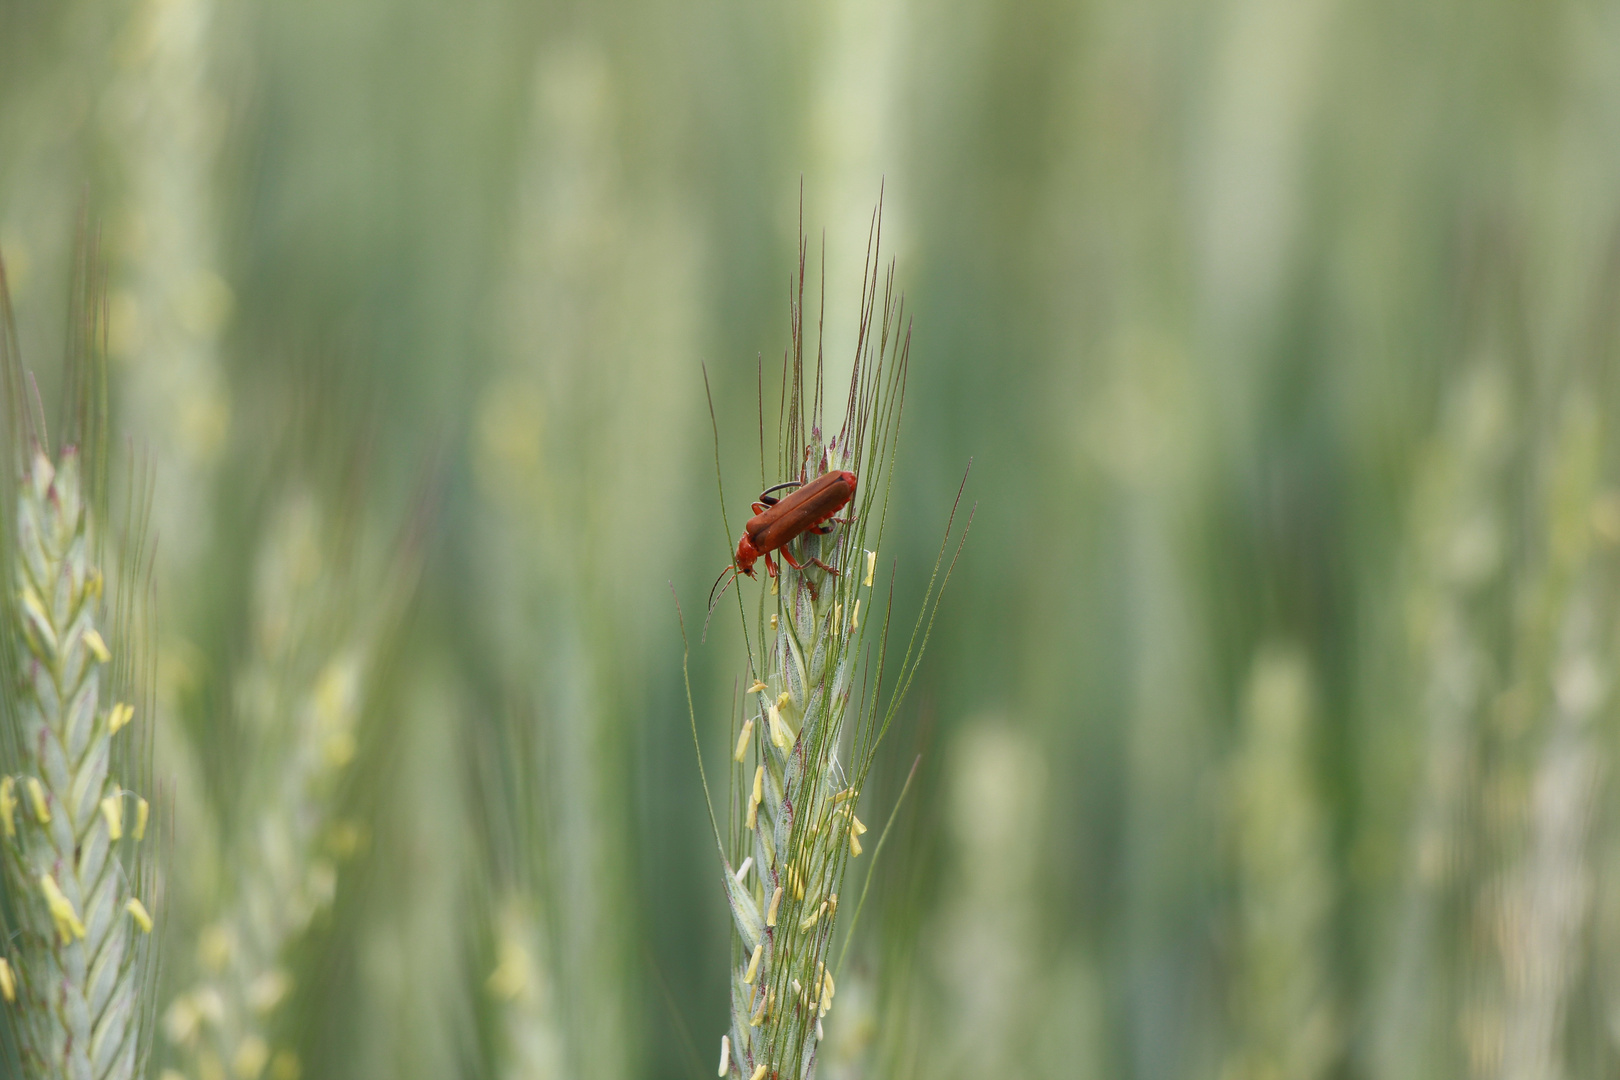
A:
[929, 722, 1045, 1079]
[698, 205, 968, 1080]
[1370, 364, 1510, 1080]
[161, 488, 420, 1080]
[1222, 646, 1336, 1080]
[103, 0, 232, 583]
[0, 241, 162, 1080]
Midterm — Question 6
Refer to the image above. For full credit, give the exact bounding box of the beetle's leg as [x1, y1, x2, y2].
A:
[779, 547, 806, 571]
[808, 557, 840, 575]
[752, 503, 768, 514]
[764, 551, 779, 577]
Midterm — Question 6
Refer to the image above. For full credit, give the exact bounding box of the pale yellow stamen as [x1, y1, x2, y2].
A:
[744, 942, 762, 983]
[735, 856, 753, 883]
[718, 1035, 730, 1077]
[770, 613, 778, 630]
[108, 701, 134, 734]
[766, 886, 782, 927]
[799, 902, 823, 931]
[41, 874, 85, 941]
[768, 704, 792, 750]
[747, 680, 768, 694]
[851, 814, 867, 836]
[851, 598, 860, 629]
[747, 765, 763, 829]
[749, 988, 767, 1027]
[827, 892, 838, 918]
[0, 776, 15, 837]
[864, 549, 876, 587]
[127, 897, 154, 933]
[233, 1034, 269, 1079]
[27, 778, 49, 823]
[101, 795, 123, 840]
[734, 718, 754, 762]
[0, 957, 13, 1003]
[83, 628, 110, 663]
[776, 691, 792, 709]
[19, 587, 54, 652]
[832, 787, 855, 804]
[134, 797, 150, 840]
[750, 1065, 767, 1080]
[834, 602, 841, 625]
[850, 828, 863, 858]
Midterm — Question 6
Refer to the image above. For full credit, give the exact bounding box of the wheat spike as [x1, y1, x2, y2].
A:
[704, 200, 969, 1080]
[0, 449, 157, 1080]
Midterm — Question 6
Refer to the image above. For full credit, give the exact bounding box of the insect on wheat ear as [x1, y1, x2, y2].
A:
[708, 470, 858, 612]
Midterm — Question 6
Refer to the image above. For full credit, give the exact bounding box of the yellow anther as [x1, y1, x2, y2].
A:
[19, 587, 55, 651]
[718, 1034, 730, 1077]
[852, 599, 860, 629]
[766, 886, 783, 927]
[747, 680, 768, 694]
[850, 829, 863, 858]
[749, 987, 767, 1027]
[108, 702, 134, 734]
[792, 977, 803, 998]
[744, 942, 762, 983]
[864, 549, 876, 587]
[134, 797, 150, 841]
[83, 628, 110, 663]
[27, 778, 49, 823]
[0, 776, 15, 837]
[799, 903, 822, 931]
[832, 787, 855, 804]
[776, 691, 792, 709]
[735, 856, 753, 883]
[851, 814, 867, 836]
[770, 613, 778, 631]
[833, 602, 841, 625]
[750, 1065, 767, 1080]
[101, 795, 123, 840]
[734, 718, 754, 762]
[127, 897, 154, 933]
[787, 864, 803, 900]
[747, 765, 763, 829]
[827, 893, 838, 918]
[768, 705, 792, 750]
[0, 957, 12, 1003]
[40, 874, 85, 941]
[233, 1034, 269, 1079]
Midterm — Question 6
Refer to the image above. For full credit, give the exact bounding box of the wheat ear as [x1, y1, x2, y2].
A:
[0, 448, 158, 1080]
[705, 203, 969, 1080]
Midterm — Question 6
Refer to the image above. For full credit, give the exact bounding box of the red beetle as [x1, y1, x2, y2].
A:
[709, 470, 857, 611]
[735, 469, 857, 578]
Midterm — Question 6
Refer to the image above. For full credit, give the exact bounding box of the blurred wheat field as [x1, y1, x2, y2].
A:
[4, 0, 1620, 1078]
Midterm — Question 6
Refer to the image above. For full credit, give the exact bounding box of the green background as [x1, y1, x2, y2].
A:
[5, 0, 1620, 1077]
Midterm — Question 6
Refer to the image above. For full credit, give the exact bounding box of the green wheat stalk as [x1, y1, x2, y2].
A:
[0, 236, 162, 1080]
[162, 488, 420, 1080]
[692, 202, 969, 1080]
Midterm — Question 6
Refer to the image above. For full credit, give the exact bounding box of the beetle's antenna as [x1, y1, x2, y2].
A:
[706, 564, 739, 619]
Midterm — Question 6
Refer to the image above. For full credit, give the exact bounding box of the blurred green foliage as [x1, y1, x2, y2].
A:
[5, 0, 1620, 1077]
